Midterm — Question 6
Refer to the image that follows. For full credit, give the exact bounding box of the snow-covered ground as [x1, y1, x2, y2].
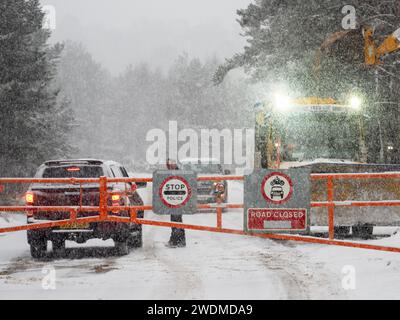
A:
[0, 181, 400, 299]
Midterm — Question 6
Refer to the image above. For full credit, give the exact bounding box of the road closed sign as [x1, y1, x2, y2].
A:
[153, 170, 197, 215]
[248, 208, 307, 231]
[244, 168, 311, 234]
[159, 176, 191, 208]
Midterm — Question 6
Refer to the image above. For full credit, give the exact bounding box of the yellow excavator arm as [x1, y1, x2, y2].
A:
[315, 26, 400, 69]
[364, 26, 400, 65]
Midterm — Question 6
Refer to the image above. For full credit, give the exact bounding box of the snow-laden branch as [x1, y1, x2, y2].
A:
[376, 65, 400, 80]
[0, 32, 15, 41]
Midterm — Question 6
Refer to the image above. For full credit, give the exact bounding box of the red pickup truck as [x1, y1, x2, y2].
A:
[25, 159, 146, 258]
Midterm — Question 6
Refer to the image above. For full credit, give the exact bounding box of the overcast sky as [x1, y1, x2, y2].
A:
[41, 0, 252, 74]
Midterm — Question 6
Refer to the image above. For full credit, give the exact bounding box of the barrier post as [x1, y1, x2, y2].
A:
[327, 177, 335, 240]
[216, 206, 222, 229]
[215, 187, 224, 229]
[70, 208, 77, 222]
[99, 176, 108, 220]
[130, 208, 137, 222]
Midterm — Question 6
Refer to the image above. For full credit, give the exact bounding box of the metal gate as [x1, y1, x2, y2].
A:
[1, 173, 400, 253]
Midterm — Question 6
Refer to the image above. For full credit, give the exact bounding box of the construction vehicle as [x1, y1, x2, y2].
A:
[254, 96, 366, 170]
[255, 25, 400, 234]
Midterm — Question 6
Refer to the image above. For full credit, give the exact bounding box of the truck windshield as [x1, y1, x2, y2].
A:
[181, 163, 223, 174]
[42, 166, 104, 178]
[274, 111, 359, 161]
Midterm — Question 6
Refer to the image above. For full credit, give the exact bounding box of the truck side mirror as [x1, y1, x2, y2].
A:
[224, 169, 231, 175]
[136, 182, 147, 189]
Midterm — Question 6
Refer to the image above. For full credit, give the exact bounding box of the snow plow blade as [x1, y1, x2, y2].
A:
[308, 163, 400, 226]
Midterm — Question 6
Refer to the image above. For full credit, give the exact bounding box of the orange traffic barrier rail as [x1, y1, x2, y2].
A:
[0, 173, 400, 254]
[311, 172, 400, 240]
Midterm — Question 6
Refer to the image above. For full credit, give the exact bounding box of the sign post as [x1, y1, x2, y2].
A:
[153, 171, 197, 215]
[244, 168, 311, 234]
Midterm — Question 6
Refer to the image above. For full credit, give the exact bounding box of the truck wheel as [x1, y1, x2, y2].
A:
[52, 240, 66, 257]
[128, 231, 143, 248]
[352, 224, 374, 239]
[30, 240, 47, 259]
[114, 240, 129, 256]
[334, 226, 351, 238]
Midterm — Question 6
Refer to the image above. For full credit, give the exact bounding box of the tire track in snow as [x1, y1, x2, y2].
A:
[222, 211, 345, 299]
[261, 250, 310, 299]
[142, 216, 204, 299]
[261, 240, 347, 299]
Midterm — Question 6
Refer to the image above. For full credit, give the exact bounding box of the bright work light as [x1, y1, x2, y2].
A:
[349, 96, 362, 110]
[274, 93, 292, 112]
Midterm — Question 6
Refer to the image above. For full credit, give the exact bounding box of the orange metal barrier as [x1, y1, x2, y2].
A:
[0, 173, 400, 254]
[311, 172, 400, 240]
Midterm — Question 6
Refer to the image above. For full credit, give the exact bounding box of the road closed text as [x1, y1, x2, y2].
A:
[247, 208, 307, 231]
[250, 209, 305, 220]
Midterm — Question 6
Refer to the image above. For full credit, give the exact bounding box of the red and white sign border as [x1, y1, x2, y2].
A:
[261, 172, 294, 204]
[159, 176, 192, 209]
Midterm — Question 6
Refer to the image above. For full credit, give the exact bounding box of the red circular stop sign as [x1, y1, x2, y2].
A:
[159, 176, 192, 208]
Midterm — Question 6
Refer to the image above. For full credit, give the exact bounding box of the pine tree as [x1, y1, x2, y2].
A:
[56, 41, 112, 159]
[0, 0, 73, 177]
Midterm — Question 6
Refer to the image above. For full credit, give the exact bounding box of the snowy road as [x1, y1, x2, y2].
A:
[0, 213, 343, 300]
[0, 182, 400, 299]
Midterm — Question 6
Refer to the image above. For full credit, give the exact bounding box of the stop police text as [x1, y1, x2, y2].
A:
[165, 183, 186, 191]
